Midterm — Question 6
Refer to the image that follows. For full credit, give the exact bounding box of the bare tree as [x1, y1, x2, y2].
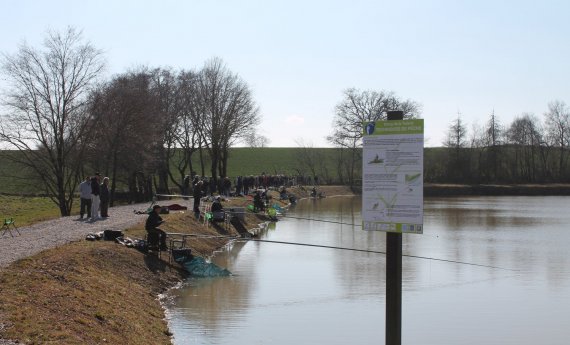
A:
[0, 27, 105, 216]
[444, 113, 469, 181]
[328, 88, 420, 148]
[195, 57, 260, 183]
[469, 122, 485, 183]
[244, 131, 270, 148]
[149, 68, 178, 194]
[507, 113, 544, 182]
[484, 110, 503, 147]
[481, 110, 504, 181]
[88, 70, 157, 204]
[444, 113, 468, 148]
[328, 88, 421, 186]
[171, 69, 202, 187]
[544, 100, 570, 179]
[294, 138, 319, 181]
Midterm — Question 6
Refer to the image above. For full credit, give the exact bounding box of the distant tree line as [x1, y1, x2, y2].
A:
[0, 28, 260, 215]
[325, 88, 570, 188]
[430, 102, 570, 184]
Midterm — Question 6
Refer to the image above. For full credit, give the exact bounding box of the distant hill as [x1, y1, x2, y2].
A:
[4, 145, 564, 195]
[0, 147, 342, 194]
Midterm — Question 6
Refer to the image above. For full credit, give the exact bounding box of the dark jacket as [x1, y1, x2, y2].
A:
[211, 200, 223, 212]
[145, 211, 163, 230]
[193, 185, 203, 200]
[91, 178, 100, 196]
[100, 183, 110, 202]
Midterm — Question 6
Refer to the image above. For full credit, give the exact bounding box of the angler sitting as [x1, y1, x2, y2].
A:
[311, 187, 317, 198]
[253, 191, 265, 212]
[211, 196, 225, 222]
[279, 186, 288, 200]
[145, 205, 168, 251]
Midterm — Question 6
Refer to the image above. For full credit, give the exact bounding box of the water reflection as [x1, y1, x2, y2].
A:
[167, 196, 570, 345]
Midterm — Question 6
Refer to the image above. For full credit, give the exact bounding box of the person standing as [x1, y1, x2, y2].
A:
[223, 177, 231, 197]
[236, 175, 243, 196]
[90, 173, 101, 220]
[182, 175, 190, 200]
[100, 177, 110, 218]
[79, 176, 92, 219]
[193, 180, 204, 214]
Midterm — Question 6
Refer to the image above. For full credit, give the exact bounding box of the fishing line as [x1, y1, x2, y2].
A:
[165, 199, 516, 271]
[168, 233, 517, 271]
[243, 238, 516, 271]
[280, 215, 362, 227]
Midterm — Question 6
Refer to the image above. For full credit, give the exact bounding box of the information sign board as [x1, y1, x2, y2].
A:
[362, 119, 424, 234]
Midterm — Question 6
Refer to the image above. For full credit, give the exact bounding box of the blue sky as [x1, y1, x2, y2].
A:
[1, 0, 569, 147]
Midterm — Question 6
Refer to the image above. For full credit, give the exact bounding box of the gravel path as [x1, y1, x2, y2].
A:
[0, 199, 193, 268]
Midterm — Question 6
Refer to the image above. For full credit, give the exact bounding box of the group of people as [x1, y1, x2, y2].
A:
[79, 172, 110, 221]
[182, 172, 320, 199]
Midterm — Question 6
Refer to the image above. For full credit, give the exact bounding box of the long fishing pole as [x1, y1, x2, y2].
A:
[171, 233, 517, 271]
[280, 215, 362, 227]
[165, 199, 517, 271]
[155, 193, 193, 198]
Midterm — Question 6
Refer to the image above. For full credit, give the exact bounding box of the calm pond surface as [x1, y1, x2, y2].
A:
[165, 196, 570, 345]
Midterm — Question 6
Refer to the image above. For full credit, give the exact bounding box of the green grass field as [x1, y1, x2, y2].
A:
[189, 147, 339, 176]
[0, 147, 343, 194]
[0, 147, 344, 223]
[0, 195, 77, 227]
[0, 151, 40, 195]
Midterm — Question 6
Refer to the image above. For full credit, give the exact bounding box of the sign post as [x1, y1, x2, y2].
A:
[362, 111, 424, 345]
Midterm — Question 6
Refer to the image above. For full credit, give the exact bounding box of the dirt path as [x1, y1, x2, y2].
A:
[0, 199, 193, 268]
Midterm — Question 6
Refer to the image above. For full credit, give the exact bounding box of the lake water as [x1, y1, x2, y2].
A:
[164, 196, 570, 345]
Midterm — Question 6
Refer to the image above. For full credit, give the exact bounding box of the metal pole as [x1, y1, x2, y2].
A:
[386, 110, 403, 345]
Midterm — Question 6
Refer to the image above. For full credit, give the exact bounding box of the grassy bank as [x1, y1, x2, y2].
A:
[0, 195, 76, 227]
[0, 186, 351, 344]
[0, 241, 182, 344]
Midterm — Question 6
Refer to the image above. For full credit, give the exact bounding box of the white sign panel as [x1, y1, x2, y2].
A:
[362, 119, 424, 234]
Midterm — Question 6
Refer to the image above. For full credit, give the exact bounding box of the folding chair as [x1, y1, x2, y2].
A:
[1, 218, 20, 237]
[168, 235, 189, 265]
[199, 202, 212, 227]
[145, 232, 164, 259]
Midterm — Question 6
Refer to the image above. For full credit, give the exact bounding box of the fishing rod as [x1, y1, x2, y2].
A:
[164, 199, 516, 271]
[171, 233, 517, 271]
[280, 215, 362, 227]
[155, 193, 193, 198]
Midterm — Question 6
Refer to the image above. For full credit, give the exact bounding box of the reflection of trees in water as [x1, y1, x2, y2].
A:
[318, 197, 556, 294]
[433, 206, 537, 229]
[422, 197, 569, 288]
